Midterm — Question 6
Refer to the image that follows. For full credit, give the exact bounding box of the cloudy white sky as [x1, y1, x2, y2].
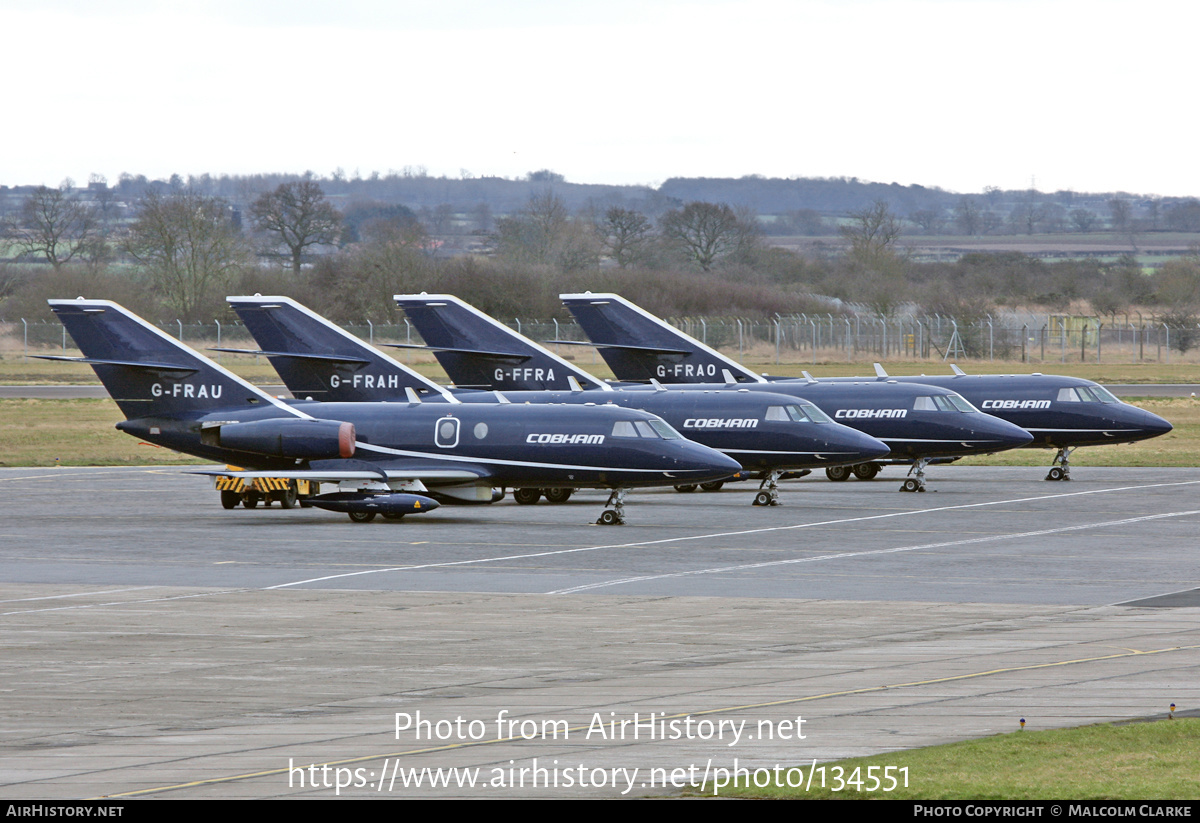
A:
[3, 0, 1195, 196]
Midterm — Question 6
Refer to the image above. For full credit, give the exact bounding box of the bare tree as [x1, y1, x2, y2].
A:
[1108, 198, 1132, 233]
[659, 202, 755, 272]
[250, 180, 342, 274]
[954, 197, 981, 235]
[3, 181, 100, 268]
[124, 190, 248, 322]
[1070, 209, 1098, 233]
[599, 207, 652, 268]
[908, 208, 943, 234]
[840, 200, 901, 266]
[491, 191, 597, 270]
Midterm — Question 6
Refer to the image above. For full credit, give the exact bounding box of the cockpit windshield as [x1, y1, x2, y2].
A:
[914, 395, 977, 412]
[612, 418, 683, 439]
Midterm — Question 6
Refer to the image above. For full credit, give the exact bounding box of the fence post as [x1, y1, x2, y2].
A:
[214, 319, 221, 362]
[22, 318, 27, 362]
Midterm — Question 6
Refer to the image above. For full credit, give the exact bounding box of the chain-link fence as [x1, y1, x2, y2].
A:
[1, 313, 1195, 366]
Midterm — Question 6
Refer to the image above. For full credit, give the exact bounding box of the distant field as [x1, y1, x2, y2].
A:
[0, 394, 1190, 468]
[5, 352, 1200, 386]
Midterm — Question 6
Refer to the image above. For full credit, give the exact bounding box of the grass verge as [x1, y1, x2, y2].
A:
[700, 718, 1199, 799]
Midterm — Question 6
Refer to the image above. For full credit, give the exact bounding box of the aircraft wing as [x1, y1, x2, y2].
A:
[189, 463, 489, 483]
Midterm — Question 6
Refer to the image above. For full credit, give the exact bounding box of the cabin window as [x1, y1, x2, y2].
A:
[611, 421, 638, 438]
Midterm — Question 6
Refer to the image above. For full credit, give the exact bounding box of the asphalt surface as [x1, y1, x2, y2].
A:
[1, 466, 1198, 798]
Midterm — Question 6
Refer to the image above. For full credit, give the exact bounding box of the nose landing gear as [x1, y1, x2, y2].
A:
[900, 458, 930, 493]
[597, 488, 628, 525]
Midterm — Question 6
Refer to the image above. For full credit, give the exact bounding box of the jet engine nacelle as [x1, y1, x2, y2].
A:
[216, 418, 356, 459]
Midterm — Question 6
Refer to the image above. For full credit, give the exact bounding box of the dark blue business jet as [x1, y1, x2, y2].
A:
[225, 295, 890, 508]
[391, 294, 1034, 494]
[559, 293, 1172, 482]
[43, 299, 742, 525]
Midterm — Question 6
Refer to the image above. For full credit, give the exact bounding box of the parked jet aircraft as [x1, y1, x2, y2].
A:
[227, 295, 890, 507]
[44, 299, 742, 524]
[393, 294, 1034, 493]
[559, 293, 1173, 482]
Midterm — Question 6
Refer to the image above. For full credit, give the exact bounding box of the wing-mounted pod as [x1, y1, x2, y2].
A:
[393, 293, 612, 392]
[560, 293, 766, 384]
[226, 296, 457, 403]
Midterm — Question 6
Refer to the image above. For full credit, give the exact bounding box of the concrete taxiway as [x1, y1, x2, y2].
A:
[1, 466, 1198, 798]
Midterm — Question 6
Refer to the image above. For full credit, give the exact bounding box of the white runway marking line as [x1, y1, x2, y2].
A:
[548, 508, 1200, 594]
[265, 479, 1200, 591]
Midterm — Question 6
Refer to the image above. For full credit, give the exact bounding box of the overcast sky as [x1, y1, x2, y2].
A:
[3, 0, 1195, 196]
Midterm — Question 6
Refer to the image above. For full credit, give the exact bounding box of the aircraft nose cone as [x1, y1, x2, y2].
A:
[1138, 408, 1173, 437]
[988, 417, 1035, 449]
[845, 429, 891, 462]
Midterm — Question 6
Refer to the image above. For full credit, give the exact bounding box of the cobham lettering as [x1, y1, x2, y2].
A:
[526, 434, 605, 445]
[834, 408, 907, 419]
[683, 419, 759, 428]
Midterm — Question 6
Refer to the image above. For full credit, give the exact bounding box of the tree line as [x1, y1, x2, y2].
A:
[3, 180, 1200, 348]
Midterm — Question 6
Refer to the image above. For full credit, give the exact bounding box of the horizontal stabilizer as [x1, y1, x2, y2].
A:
[33, 355, 198, 375]
[208, 347, 371, 365]
[545, 340, 692, 356]
[379, 342, 531, 363]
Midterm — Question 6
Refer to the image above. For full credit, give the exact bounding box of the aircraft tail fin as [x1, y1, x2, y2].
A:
[559, 292, 765, 384]
[47, 299, 290, 420]
[227, 295, 457, 403]
[392, 293, 610, 391]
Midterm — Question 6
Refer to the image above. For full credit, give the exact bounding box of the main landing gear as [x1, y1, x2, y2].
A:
[1046, 447, 1075, 481]
[826, 463, 881, 482]
[597, 488, 628, 525]
[753, 470, 783, 507]
[513, 488, 575, 504]
[900, 458, 930, 493]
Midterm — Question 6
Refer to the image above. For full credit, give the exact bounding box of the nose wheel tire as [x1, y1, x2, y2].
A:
[901, 478, 924, 493]
[753, 491, 773, 507]
[598, 509, 621, 525]
[826, 466, 851, 482]
[1046, 467, 1067, 481]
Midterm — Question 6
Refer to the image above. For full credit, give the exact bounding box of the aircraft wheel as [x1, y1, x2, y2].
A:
[901, 479, 920, 493]
[543, 488, 573, 504]
[242, 494, 260, 509]
[1046, 467, 1065, 481]
[674, 485, 697, 493]
[348, 511, 376, 523]
[754, 491, 772, 507]
[700, 481, 724, 492]
[382, 513, 405, 521]
[598, 510, 620, 525]
[513, 488, 542, 505]
[852, 463, 880, 481]
[220, 490, 240, 510]
[825, 466, 851, 482]
[278, 481, 298, 509]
